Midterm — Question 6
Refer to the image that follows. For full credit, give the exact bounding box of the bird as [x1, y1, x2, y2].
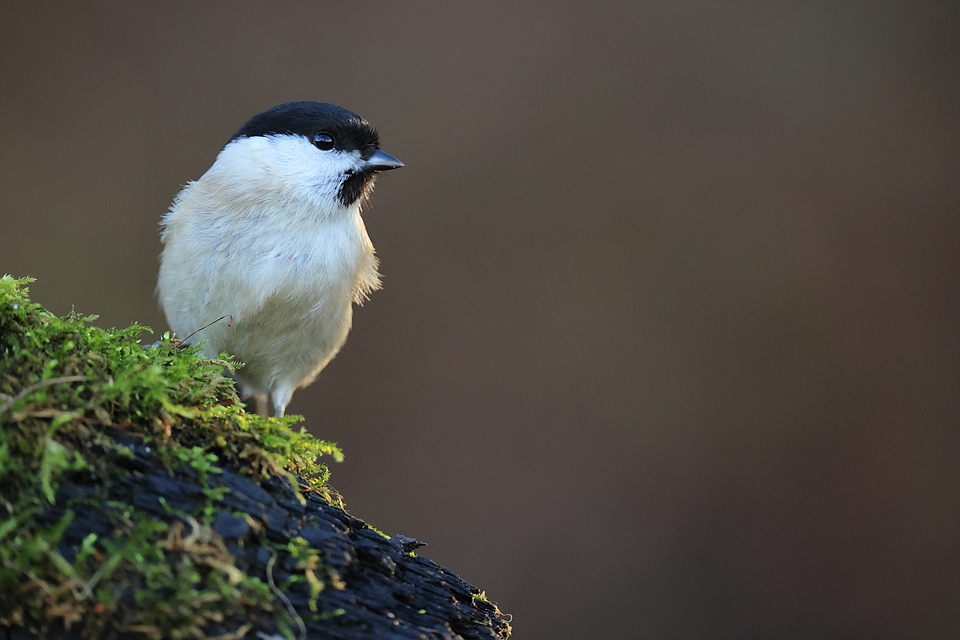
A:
[157, 101, 402, 417]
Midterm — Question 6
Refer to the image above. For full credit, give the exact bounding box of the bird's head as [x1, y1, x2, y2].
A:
[211, 101, 403, 212]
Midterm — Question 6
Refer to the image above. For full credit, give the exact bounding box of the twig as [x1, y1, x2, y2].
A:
[266, 548, 306, 640]
[176, 315, 234, 349]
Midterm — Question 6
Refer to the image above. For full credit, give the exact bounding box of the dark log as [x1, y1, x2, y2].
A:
[6, 428, 510, 640]
[0, 277, 510, 640]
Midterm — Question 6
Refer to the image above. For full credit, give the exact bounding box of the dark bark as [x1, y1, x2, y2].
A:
[6, 429, 511, 640]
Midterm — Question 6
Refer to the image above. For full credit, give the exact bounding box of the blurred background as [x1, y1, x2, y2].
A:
[2, 3, 958, 638]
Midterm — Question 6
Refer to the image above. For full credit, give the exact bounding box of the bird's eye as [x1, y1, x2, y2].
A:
[313, 132, 335, 151]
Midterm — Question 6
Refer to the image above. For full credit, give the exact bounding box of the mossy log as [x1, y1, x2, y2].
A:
[0, 277, 511, 640]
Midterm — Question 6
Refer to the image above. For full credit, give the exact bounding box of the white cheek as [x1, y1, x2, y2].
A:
[208, 135, 361, 207]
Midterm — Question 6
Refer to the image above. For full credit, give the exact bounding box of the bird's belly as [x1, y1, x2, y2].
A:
[224, 288, 354, 396]
[162, 211, 374, 398]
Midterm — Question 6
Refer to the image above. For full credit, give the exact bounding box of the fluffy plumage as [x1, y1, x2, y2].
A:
[157, 102, 402, 416]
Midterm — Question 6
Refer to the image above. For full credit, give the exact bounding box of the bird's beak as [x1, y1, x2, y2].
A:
[365, 150, 404, 172]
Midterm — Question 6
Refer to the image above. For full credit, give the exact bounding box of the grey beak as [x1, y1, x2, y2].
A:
[365, 149, 404, 172]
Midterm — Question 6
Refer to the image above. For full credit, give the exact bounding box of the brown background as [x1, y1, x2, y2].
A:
[2, 3, 958, 638]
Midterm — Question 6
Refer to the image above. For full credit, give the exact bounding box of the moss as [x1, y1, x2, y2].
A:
[0, 276, 345, 638]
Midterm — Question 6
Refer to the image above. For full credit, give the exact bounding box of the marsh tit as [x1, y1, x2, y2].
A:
[157, 102, 402, 417]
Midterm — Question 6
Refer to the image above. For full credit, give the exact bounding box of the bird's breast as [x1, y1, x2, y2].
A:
[245, 208, 376, 307]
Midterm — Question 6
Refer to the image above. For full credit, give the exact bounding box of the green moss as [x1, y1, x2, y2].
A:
[0, 276, 345, 638]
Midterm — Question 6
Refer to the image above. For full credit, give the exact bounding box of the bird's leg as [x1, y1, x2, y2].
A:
[271, 387, 293, 418]
[254, 393, 269, 416]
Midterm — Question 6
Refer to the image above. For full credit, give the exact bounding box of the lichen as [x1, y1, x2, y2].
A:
[0, 275, 344, 638]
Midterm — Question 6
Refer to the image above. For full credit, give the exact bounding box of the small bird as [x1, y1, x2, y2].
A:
[157, 102, 402, 416]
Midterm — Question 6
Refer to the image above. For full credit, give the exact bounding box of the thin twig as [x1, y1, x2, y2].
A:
[176, 315, 234, 349]
[0, 375, 88, 416]
[266, 548, 306, 640]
